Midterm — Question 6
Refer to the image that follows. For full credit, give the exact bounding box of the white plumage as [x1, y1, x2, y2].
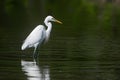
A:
[21, 15, 62, 58]
[21, 25, 45, 50]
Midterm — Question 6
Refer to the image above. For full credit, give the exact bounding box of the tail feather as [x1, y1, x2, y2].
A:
[21, 43, 28, 50]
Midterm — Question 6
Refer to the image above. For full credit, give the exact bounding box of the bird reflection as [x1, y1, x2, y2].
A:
[21, 60, 50, 80]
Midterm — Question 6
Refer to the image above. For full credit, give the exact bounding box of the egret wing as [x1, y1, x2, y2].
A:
[21, 25, 46, 50]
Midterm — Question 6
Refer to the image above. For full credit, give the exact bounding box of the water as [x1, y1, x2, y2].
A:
[1, 34, 120, 80]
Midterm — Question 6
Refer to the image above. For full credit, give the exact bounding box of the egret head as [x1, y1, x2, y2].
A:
[44, 15, 62, 24]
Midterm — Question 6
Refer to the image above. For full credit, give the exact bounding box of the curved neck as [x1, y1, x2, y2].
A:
[44, 20, 52, 42]
[45, 21, 52, 33]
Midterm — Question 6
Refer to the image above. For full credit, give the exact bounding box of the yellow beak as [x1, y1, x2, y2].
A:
[55, 19, 62, 24]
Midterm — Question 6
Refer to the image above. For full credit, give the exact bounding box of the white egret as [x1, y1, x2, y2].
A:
[21, 15, 62, 58]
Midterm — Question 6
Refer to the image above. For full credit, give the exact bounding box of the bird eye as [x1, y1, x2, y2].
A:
[51, 18, 55, 21]
[52, 18, 55, 20]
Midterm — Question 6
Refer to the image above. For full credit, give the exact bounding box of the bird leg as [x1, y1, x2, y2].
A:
[33, 42, 41, 62]
[33, 46, 38, 59]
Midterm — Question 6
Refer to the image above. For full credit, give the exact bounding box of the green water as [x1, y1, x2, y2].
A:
[0, 35, 120, 80]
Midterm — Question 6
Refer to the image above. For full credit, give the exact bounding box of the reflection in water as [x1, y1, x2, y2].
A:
[21, 60, 50, 80]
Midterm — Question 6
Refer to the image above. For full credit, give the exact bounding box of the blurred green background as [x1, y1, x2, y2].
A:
[0, 0, 116, 38]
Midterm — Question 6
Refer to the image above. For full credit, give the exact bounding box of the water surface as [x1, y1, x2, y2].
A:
[0, 35, 120, 80]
